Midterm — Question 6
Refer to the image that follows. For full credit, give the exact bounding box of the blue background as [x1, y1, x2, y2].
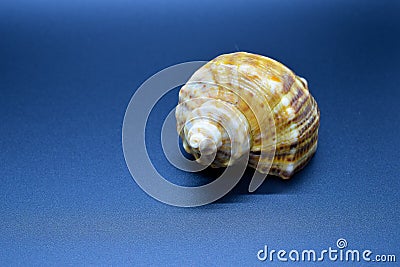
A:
[1, 0, 399, 265]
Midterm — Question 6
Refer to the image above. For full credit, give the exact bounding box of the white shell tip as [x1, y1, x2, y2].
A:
[299, 77, 308, 87]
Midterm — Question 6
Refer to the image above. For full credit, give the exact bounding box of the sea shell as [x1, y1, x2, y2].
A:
[175, 52, 320, 179]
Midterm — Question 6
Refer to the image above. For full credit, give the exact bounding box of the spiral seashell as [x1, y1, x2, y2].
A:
[175, 52, 320, 179]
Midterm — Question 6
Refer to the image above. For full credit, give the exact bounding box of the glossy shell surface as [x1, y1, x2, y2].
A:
[175, 52, 320, 179]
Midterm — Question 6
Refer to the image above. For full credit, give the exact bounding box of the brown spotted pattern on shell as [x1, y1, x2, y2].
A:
[175, 52, 320, 179]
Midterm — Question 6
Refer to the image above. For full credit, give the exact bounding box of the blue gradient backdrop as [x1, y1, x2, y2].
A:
[1, 0, 399, 265]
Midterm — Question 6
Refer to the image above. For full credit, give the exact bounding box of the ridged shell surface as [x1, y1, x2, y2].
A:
[175, 52, 320, 179]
